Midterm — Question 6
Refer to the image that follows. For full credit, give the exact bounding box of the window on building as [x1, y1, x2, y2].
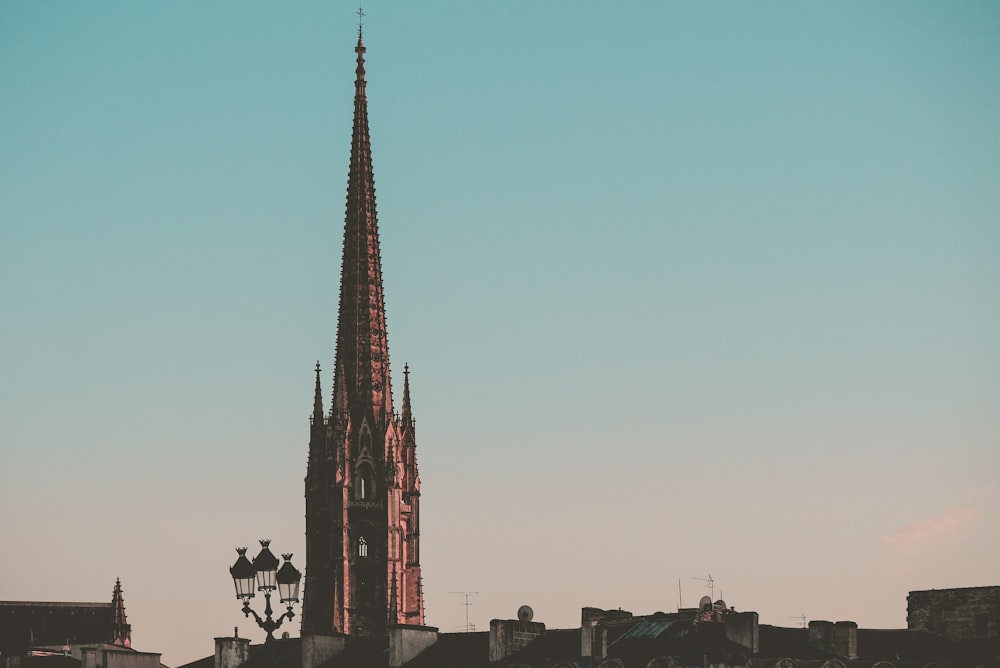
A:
[358, 463, 374, 500]
[358, 536, 368, 558]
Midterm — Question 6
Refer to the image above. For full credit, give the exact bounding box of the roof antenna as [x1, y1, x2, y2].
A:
[693, 573, 715, 600]
[449, 592, 478, 632]
[357, 5, 365, 38]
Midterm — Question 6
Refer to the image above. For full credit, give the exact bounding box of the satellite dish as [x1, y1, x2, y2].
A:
[699, 596, 712, 612]
[714, 599, 727, 612]
[517, 605, 534, 622]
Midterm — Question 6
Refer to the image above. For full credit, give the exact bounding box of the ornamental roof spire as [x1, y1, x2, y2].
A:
[330, 23, 392, 424]
[111, 578, 131, 648]
[312, 362, 324, 422]
[401, 363, 413, 428]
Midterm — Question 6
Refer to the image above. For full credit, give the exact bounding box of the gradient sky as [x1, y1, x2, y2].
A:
[2, 2, 998, 666]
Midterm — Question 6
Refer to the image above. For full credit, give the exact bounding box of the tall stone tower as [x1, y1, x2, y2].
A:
[302, 31, 425, 637]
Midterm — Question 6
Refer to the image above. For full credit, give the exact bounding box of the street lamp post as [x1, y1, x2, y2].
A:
[229, 539, 302, 642]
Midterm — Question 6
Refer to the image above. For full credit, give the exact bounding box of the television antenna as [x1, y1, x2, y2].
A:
[692, 573, 715, 600]
[789, 614, 806, 628]
[449, 591, 478, 632]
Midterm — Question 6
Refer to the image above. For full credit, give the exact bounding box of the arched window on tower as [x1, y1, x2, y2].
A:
[358, 536, 368, 558]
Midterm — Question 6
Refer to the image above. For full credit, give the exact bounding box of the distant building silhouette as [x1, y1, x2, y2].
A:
[183, 590, 999, 668]
[0, 579, 130, 656]
[300, 29, 424, 637]
[0, 579, 161, 668]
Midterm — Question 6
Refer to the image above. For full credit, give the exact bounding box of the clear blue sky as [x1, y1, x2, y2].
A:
[2, 2, 998, 666]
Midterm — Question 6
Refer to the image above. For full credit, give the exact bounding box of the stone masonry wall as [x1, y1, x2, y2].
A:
[489, 619, 546, 662]
[907, 586, 1000, 641]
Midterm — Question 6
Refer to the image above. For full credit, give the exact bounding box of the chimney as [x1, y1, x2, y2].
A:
[214, 636, 250, 668]
[833, 621, 858, 659]
[489, 618, 546, 662]
[581, 621, 607, 658]
[808, 620, 834, 651]
[725, 611, 759, 654]
[389, 625, 438, 668]
[301, 635, 346, 668]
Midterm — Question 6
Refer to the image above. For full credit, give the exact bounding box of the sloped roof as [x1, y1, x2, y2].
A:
[319, 636, 387, 668]
[509, 629, 580, 664]
[758, 625, 831, 660]
[0, 602, 115, 655]
[405, 632, 489, 668]
[609, 619, 751, 667]
[175, 651, 214, 668]
[20, 656, 82, 668]
[857, 628, 982, 663]
[240, 638, 302, 668]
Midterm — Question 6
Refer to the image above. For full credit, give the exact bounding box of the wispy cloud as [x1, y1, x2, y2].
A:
[885, 507, 979, 545]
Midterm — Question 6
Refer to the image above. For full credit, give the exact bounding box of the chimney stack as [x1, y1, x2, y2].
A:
[489, 611, 545, 663]
[833, 621, 858, 659]
[301, 634, 346, 668]
[581, 621, 608, 658]
[725, 611, 759, 654]
[389, 625, 438, 668]
[214, 635, 250, 668]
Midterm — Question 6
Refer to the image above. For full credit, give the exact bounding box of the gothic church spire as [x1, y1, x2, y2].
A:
[330, 32, 392, 423]
[303, 28, 425, 637]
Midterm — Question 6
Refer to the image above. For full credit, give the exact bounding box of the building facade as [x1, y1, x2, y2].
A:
[300, 30, 424, 637]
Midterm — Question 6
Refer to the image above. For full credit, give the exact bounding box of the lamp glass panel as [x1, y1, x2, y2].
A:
[234, 575, 255, 599]
[279, 580, 300, 604]
[256, 567, 276, 591]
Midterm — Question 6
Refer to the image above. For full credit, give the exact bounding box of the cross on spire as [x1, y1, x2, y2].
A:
[357, 6, 365, 38]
